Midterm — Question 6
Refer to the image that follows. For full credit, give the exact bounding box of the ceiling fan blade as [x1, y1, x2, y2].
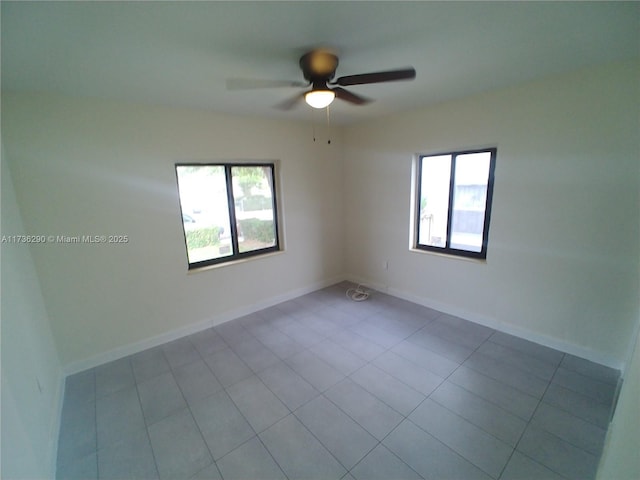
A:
[275, 92, 305, 110]
[333, 87, 372, 105]
[333, 68, 416, 87]
[226, 78, 308, 90]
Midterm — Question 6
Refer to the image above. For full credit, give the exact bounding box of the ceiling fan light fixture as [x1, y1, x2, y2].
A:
[305, 89, 335, 109]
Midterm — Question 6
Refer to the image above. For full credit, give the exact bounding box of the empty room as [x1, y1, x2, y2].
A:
[1, 2, 639, 480]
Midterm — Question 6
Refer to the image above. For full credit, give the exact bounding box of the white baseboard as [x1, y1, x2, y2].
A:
[48, 368, 66, 477]
[63, 275, 345, 376]
[346, 274, 624, 371]
[619, 316, 640, 379]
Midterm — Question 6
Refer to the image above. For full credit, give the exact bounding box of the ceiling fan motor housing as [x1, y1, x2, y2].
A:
[300, 50, 339, 82]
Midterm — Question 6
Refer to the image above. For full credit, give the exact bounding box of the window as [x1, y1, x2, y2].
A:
[175, 163, 280, 269]
[414, 148, 496, 259]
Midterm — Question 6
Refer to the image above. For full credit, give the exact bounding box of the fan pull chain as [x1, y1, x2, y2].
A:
[326, 105, 331, 144]
[312, 109, 316, 142]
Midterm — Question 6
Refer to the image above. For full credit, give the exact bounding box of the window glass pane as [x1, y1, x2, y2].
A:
[231, 166, 277, 253]
[176, 165, 233, 263]
[450, 152, 491, 252]
[419, 155, 451, 248]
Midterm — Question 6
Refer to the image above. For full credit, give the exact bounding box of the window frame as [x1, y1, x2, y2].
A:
[175, 162, 281, 270]
[414, 147, 496, 260]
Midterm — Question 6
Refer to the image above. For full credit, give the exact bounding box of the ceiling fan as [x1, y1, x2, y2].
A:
[226, 49, 416, 110]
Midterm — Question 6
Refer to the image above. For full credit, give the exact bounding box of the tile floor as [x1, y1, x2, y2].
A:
[56, 282, 620, 480]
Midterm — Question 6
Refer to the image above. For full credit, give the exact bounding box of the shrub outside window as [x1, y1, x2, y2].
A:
[415, 148, 496, 259]
[176, 163, 280, 269]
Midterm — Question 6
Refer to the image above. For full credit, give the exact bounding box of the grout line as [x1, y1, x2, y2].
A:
[539, 385, 613, 429]
[500, 356, 572, 480]
[507, 450, 575, 480]
[132, 376, 163, 480]
[163, 336, 226, 479]
[254, 433, 292, 480]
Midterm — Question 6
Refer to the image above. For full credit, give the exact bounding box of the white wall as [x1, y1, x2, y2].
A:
[343, 60, 640, 368]
[1, 94, 345, 370]
[1, 145, 63, 479]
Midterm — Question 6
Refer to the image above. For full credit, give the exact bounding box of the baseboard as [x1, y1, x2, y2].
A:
[63, 275, 345, 376]
[346, 274, 623, 371]
[620, 316, 640, 379]
[48, 368, 66, 477]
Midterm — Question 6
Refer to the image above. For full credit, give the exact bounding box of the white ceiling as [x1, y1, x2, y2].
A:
[2, 1, 639, 125]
